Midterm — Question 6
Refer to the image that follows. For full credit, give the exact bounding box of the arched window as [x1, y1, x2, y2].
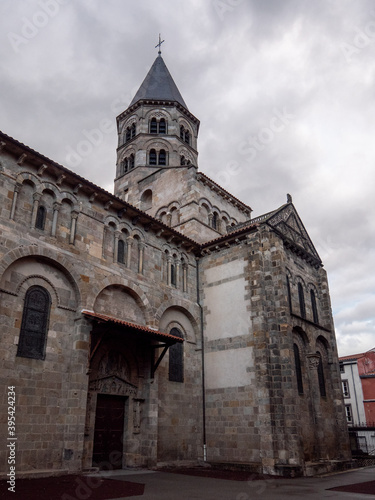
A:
[310, 289, 319, 324]
[122, 158, 128, 174]
[298, 283, 306, 319]
[286, 276, 292, 313]
[35, 205, 46, 230]
[212, 212, 218, 230]
[117, 240, 125, 264]
[159, 149, 166, 166]
[131, 123, 136, 138]
[150, 118, 157, 134]
[17, 286, 51, 360]
[169, 328, 184, 382]
[149, 149, 157, 165]
[171, 263, 176, 287]
[180, 125, 184, 140]
[159, 118, 166, 134]
[294, 343, 304, 394]
[129, 154, 135, 169]
[126, 127, 131, 142]
[184, 130, 190, 145]
[317, 353, 326, 397]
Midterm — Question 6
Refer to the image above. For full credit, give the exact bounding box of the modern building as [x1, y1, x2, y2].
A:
[0, 52, 351, 478]
[339, 350, 375, 455]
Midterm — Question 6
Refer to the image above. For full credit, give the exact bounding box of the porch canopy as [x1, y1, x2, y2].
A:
[82, 309, 183, 377]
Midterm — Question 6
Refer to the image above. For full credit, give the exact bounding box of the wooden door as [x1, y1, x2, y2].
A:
[92, 394, 126, 469]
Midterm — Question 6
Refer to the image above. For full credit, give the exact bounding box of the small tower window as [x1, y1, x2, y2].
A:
[180, 125, 184, 140]
[184, 130, 190, 145]
[149, 149, 157, 165]
[126, 127, 131, 142]
[35, 206, 46, 230]
[159, 149, 166, 166]
[150, 118, 157, 134]
[159, 118, 166, 134]
[122, 158, 128, 174]
[129, 154, 135, 169]
[131, 123, 136, 138]
[180, 155, 185, 166]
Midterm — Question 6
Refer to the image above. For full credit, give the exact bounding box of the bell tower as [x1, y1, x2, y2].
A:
[114, 51, 200, 217]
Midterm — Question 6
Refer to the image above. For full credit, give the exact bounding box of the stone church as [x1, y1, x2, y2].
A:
[0, 52, 351, 478]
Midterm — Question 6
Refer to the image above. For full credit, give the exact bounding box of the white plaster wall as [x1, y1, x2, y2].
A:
[341, 362, 366, 424]
[204, 260, 251, 341]
[205, 347, 254, 389]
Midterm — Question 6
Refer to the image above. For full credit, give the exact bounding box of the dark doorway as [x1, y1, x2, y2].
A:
[92, 394, 126, 469]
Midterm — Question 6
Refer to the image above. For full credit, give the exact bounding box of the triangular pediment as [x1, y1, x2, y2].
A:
[266, 203, 322, 267]
[89, 375, 137, 396]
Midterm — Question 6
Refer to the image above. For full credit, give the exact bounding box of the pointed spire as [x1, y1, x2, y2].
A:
[129, 56, 188, 109]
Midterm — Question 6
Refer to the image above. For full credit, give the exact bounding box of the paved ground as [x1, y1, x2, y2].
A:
[93, 466, 375, 500]
[1, 466, 374, 499]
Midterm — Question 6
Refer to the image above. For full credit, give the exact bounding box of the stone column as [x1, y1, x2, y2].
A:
[166, 212, 172, 227]
[102, 226, 107, 258]
[208, 213, 213, 227]
[113, 230, 120, 263]
[51, 202, 61, 237]
[10, 183, 21, 220]
[31, 192, 42, 228]
[138, 242, 145, 274]
[69, 211, 79, 245]
[126, 237, 133, 268]
[182, 264, 187, 292]
[167, 256, 172, 286]
[175, 261, 180, 289]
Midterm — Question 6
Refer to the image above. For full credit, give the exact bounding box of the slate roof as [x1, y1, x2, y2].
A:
[130, 55, 188, 108]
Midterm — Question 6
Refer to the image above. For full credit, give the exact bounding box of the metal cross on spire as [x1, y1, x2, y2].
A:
[155, 34, 165, 55]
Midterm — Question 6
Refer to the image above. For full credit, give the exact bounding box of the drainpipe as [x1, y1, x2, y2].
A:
[196, 257, 207, 462]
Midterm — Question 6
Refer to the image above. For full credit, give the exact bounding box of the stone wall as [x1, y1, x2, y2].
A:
[0, 143, 202, 476]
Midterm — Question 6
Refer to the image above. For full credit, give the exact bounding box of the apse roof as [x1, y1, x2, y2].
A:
[129, 55, 188, 109]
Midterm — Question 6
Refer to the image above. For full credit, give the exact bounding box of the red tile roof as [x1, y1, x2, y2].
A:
[81, 310, 183, 343]
[339, 353, 365, 361]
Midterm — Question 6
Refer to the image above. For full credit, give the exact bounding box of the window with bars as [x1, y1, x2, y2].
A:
[169, 328, 184, 382]
[345, 404, 353, 423]
[342, 380, 350, 398]
[17, 286, 51, 360]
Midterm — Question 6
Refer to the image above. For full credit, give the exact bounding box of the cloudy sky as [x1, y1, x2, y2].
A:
[1, 0, 374, 356]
